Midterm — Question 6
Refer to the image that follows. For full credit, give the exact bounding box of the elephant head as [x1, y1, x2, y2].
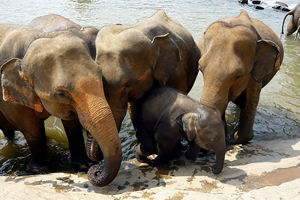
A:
[199, 11, 282, 114]
[28, 14, 99, 59]
[281, 3, 300, 36]
[176, 106, 225, 174]
[198, 11, 283, 144]
[0, 32, 121, 186]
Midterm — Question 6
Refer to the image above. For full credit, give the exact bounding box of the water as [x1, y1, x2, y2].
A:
[0, 0, 299, 174]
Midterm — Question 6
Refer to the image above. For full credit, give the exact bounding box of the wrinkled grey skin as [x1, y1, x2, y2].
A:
[281, 3, 300, 40]
[198, 11, 284, 145]
[28, 14, 99, 59]
[135, 87, 225, 174]
[0, 25, 121, 187]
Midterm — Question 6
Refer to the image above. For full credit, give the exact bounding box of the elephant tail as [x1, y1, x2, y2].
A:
[281, 10, 293, 34]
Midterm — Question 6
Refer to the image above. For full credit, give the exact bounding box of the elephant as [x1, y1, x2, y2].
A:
[197, 11, 284, 144]
[281, 3, 300, 40]
[0, 24, 120, 186]
[134, 87, 225, 174]
[28, 14, 102, 162]
[28, 14, 99, 59]
[88, 11, 199, 172]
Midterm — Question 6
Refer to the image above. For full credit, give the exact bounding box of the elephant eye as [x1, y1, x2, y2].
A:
[55, 90, 66, 97]
[54, 89, 72, 103]
[235, 74, 242, 80]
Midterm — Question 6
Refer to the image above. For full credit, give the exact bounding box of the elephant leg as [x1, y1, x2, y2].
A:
[23, 119, 48, 173]
[128, 101, 138, 129]
[0, 112, 15, 140]
[234, 79, 262, 144]
[222, 113, 228, 138]
[185, 140, 201, 161]
[2, 105, 48, 172]
[135, 143, 152, 164]
[135, 123, 157, 163]
[108, 96, 128, 131]
[62, 119, 93, 171]
[295, 22, 300, 40]
[154, 128, 178, 166]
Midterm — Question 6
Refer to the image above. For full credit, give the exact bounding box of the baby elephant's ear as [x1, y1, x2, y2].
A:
[176, 113, 200, 141]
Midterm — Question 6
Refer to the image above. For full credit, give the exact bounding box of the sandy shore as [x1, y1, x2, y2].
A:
[1, 136, 300, 200]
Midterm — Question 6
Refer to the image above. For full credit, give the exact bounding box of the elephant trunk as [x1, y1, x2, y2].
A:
[200, 80, 229, 115]
[281, 11, 293, 34]
[212, 140, 226, 174]
[73, 79, 121, 187]
[86, 131, 103, 161]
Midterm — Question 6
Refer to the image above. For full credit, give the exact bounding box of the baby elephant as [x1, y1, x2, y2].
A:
[134, 87, 225, 174]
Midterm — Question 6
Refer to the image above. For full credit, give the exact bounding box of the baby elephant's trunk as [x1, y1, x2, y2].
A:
[212, 140, 226, 174]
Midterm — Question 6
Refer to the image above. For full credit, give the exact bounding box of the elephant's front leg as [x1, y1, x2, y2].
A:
[295, 19, 300, 40]
[128, 101, 138, 129]
[62, 119, 93, 171]
[234, 79, 262, 144]
[135, 122, 157, 164]
[3, 105, 48, 173]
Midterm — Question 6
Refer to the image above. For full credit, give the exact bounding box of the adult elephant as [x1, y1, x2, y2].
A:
[281, 3, 300, 39]
[0, 25, 120, 186]
[28, 14, 99, 59]
[28, 14, 102, 163]
[197, 11, 284, 144]
[95, 10, 200, 131]
[86, 12, 200, 184]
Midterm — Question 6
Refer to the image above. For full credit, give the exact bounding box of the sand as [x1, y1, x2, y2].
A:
[1, 136, 300, 200]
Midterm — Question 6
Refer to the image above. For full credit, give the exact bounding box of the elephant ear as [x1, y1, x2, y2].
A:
[252, 40, 281, 82]
[1, 58, 43, 112]
[176, 113, 199, 141]
[151, 33, 182, 86]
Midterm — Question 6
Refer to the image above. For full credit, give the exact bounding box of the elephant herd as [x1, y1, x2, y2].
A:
[0, 6, 298, 187]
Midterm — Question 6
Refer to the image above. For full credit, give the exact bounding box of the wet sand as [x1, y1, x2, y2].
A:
[1, 136, 299, 200]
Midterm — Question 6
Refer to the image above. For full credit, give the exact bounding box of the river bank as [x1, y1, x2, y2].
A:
[1, 136, 299, 200]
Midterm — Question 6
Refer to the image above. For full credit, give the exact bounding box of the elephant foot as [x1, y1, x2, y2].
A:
[211, 164, 222, 174]
[71, 157, 94, 172]
[233, 129, 254, 144]
[135, 144, 152, 164]
[27, 159, 49, 174]
[152, 157, 170, 168]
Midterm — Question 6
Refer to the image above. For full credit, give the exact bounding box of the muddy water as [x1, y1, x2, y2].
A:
[0, 0, 299, 174]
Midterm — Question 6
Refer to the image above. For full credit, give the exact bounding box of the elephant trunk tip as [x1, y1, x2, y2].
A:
[87, 163, 119, 187]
